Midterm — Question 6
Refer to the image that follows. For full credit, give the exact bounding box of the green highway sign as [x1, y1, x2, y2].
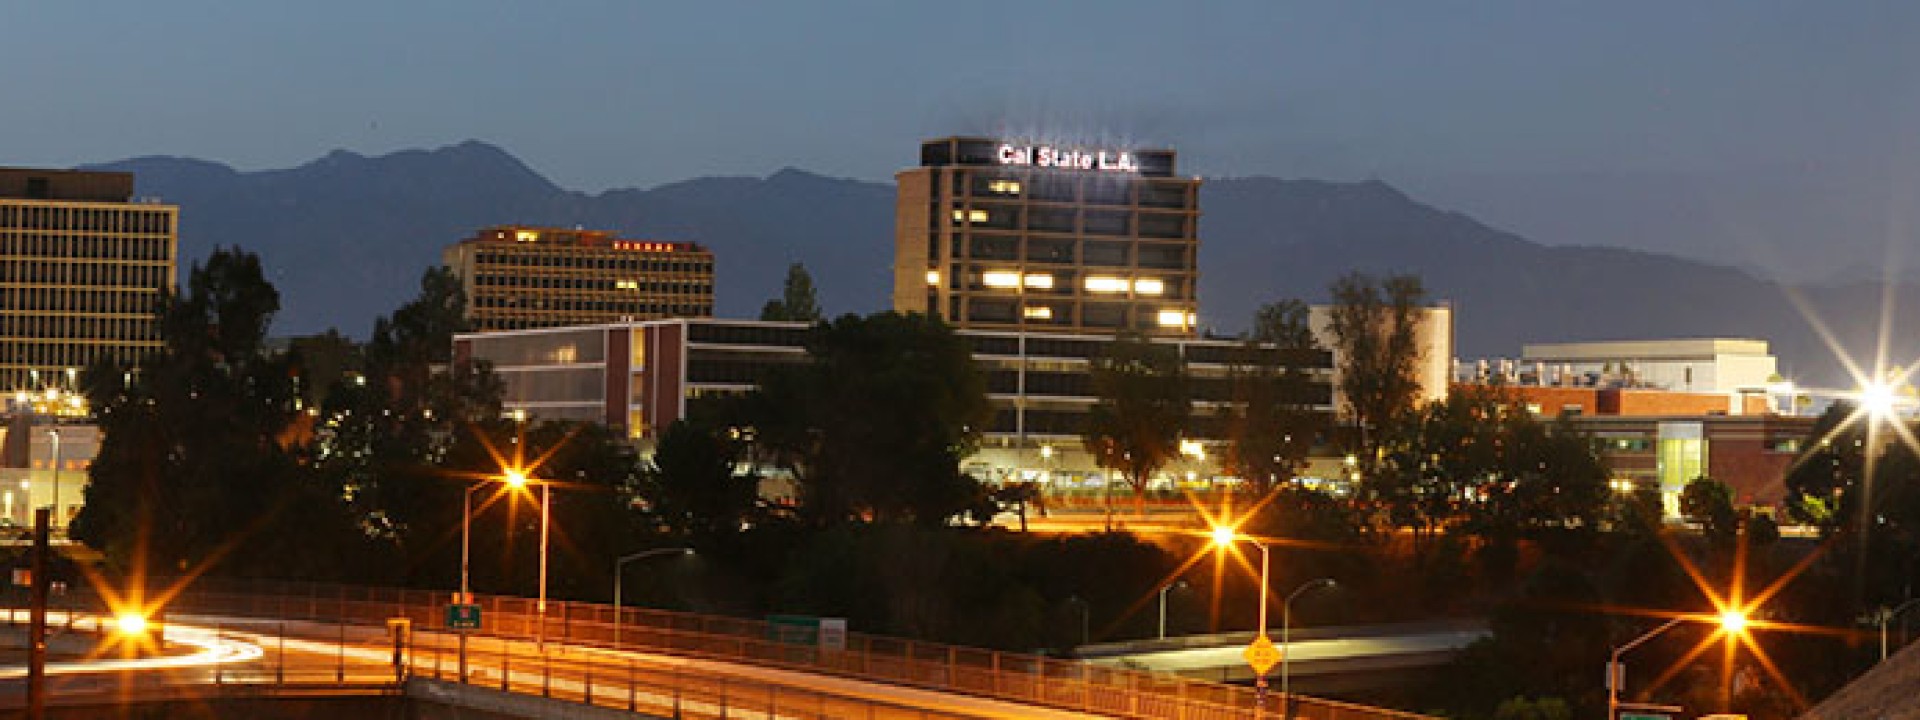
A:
[445, 603, 482, 630]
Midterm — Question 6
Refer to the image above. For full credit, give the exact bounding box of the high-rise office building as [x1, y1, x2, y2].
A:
[894, 137, 1201, 337]
[442, 225, 714, 332]
[0, 168, 176, 395]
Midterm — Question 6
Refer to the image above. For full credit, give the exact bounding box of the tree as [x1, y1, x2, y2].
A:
[1680, 476, 1738, 546]
[639, 419, 760, 541]
[1083, 335, 1190, 518]
[759, 263, 822, 322]
[1224, 300, 1325, 495]
[1251, 298, 1315, 349]
[73, 248, 361, 580]
[1324, 272, 1428, 470]
[749, 312, 990, 526]
[306, 267, 501, 579]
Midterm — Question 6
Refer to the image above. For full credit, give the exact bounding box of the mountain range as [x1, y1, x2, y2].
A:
[82, 140, 1920, 389]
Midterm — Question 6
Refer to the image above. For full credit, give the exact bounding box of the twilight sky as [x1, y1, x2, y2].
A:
[7, 2, 1920, 278]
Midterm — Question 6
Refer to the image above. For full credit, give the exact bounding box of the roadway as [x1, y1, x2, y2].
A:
[1080, 621, 1487, 688]
[0, 612, 1114, 719]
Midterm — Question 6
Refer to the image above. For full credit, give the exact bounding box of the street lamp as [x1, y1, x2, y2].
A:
[1282, 578, 1337, 719]
[1065, 595, 1090, 646]
[1606, 610, 1749, 720]
[1211, 526, 1277, 706]
[1877, 598, 1920, 661]
[1158, 579, 1188, 640]
[45, 428, 60, 532]
[499, 468, 553, 652]
[613, 547, 692, 647]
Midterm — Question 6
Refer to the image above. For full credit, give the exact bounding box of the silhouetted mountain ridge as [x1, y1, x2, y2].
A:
[77, 140, 1920, 386]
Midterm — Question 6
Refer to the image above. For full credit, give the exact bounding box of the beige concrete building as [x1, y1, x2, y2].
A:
[0, 168, 176, 398]
[1520, 338, 1778, 394]
[442, 225, 713, 332]
[893, 137, 1201, 337]
[1309, 303, 1457, 417]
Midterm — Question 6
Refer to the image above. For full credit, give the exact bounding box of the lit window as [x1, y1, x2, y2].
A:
[1157, 310, 1195, 328]
[1085, 276, 1129, 293]
[951, 209, 989, 223]
[515, 231, 538, 243]
[982, 271, 1022, 288]
[1133, 278, 1164, 295]
[925, 270, 941, 286]
[988, 180, 1022, 194]
[1023, 306, 1053, 320]
[616, 280, 640, 290]
[1023, 274, 1054, 289]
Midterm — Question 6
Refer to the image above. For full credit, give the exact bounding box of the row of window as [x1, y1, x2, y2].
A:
[946, 236, 1191, 269]
[472, 274, 711, 295]
[950, 172, 1193, 209]
[0, 341, 152, 376]
[0, 205, 174, 234]
[0, 261, 171, 287]
[474, 253, 710, 274]
[473, 295, 712, 316]
[0, 313, 159, 342]
[687, 323, 810, 348]
[938, 204, 1191, 238]
[958, 297, 1192, 330]
[0, 234, 174, 262]
[0, 287, 161, 315]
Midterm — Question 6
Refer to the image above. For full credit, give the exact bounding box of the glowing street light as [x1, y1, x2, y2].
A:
[1211, 525, 1280, 708]
[114, 612, 149, 636]
[1606, 609, 1751, 720]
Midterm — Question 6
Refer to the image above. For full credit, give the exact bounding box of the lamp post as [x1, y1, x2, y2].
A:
[497, 469, 552, 652]
[1211, 525, 1276, 707]
[613, 547, 692, 647]
[45, 428, 60, 532]
[1065, 595, 1090, 646]
[1878, 598, 1920, 661]
[1158, 579, 1188, 640]
[1607, 611, 1748, 720]
[1281, 578, 1337, 719]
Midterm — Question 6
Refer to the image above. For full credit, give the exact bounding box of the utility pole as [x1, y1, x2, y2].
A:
[26, 507, 51, 720]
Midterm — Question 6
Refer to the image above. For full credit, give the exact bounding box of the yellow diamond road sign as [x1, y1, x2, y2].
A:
[1244, 633, 1282, 676]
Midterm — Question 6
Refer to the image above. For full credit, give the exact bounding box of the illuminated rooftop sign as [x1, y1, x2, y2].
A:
[996, 144, 1140, 173]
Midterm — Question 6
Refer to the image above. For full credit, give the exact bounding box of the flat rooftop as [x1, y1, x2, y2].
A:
[0, 167, 134, 203]
[1523, 338, 1771, 361]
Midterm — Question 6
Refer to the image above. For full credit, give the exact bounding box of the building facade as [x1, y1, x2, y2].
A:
[1453, 380, 1811, 515]
[0, 168, 177, 396]
[893, 137, 1201, 337]
[453, 318, 1335, 485]
[443, 225, 714, 332]
[1517, 338, 1778, 395]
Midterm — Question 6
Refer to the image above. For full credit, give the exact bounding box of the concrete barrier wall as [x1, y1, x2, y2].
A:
[407, 677, 670, 720]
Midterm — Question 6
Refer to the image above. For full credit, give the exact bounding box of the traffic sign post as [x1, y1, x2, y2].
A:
[445, 603, 482, 630]
[1243, 633, 1283, 676]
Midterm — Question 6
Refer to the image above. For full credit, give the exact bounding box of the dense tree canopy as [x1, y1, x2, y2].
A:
[750, 312, 990, 526]
[1082, 334, 1190, 514]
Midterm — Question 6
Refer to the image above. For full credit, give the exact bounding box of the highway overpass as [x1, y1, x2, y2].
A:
[0, 580, 1439, 719]
[1079, 621, 1487, 696]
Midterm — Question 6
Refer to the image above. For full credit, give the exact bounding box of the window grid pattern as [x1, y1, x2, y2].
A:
[0, 200, 176, 389]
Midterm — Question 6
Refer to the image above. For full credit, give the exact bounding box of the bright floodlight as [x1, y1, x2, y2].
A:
[115, 612, 149, 635]
[1718, 610, 1748, 634]
[1862, 381, 1898, 420]
[1210, 525, 1237, 548]
[503, 469, 529, 488]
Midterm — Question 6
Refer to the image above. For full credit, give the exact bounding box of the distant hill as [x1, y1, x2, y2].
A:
[85, 141, 1920, 387]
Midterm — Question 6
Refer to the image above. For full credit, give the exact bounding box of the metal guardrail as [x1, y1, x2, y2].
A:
[147, 577, 1435, 720]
